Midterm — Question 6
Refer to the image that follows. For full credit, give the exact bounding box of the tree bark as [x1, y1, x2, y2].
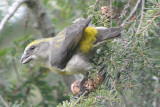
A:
[26, 0, 55, 37]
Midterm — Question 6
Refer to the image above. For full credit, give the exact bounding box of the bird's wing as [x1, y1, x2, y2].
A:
[50, 17, 92, 69]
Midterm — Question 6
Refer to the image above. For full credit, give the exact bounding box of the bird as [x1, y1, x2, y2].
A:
[21, 17, 122, 91]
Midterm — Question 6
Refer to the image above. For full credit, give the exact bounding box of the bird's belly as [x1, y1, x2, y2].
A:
[65, 54, 92, 74]
[49, 54, 92, 75]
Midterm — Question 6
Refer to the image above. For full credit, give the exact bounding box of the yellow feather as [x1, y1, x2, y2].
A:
[80, 27, 98, 53]
[56, 35, 65, 42]
[26, 38, 52, 49]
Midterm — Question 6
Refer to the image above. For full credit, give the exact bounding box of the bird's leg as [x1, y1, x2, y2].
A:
[79, 72, 89, 92]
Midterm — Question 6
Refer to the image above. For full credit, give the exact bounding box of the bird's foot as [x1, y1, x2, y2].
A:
[71, 73, 105, 96]
[79, 78, 88, 93]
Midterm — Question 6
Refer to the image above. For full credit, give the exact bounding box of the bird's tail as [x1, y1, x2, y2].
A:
[94, 26, 123, 45]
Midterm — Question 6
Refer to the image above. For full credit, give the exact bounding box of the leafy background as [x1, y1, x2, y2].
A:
[0, 0, 160, 107]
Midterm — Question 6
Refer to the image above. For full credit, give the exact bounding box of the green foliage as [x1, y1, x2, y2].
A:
[0, 35, 69, 106]
[42, 0, 88, 33]
[58, 0, 160, 107]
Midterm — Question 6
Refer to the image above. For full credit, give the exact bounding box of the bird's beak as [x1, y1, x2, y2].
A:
[21, 54, 32, 65]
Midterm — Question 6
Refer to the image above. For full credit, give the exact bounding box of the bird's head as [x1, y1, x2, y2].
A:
[21, 38, 52, 66]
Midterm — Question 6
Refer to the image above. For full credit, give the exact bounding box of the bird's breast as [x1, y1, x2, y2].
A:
[49, 54, 92, 75]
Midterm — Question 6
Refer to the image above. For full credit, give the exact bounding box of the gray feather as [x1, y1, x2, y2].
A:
[95, 26, 123, 44]
[50, 17, 92, 69]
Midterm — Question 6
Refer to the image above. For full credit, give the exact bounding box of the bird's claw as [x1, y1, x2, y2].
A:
[79, 78, 88, 92]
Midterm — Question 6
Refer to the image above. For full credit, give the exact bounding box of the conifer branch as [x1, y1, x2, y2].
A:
[121, 0, 141, 26]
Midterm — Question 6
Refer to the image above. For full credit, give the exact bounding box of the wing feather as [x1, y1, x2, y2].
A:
[51, 17, 92, 69]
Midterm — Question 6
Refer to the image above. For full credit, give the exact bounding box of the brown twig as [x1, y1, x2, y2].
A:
[0, 95, 9, 107]
[110, 0, 112, 27]
[140, 50, 146, 67]
[137, 0, 145, 33]
[119, 0, 131, 19]
[121, 0, 141, 26]
[0, 0, 27, 35]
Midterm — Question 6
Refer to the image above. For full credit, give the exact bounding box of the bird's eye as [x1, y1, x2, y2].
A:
[30, 46, 35, 50]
